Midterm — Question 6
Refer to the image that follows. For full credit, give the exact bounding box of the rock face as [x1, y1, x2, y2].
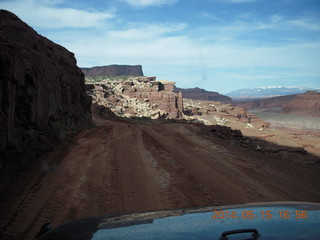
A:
[282, 91, 320, 114]
[86, 77, 183, 119]
[0, 10, 91, 192]
[175, 87, 232, 104]
[81, 65, 143, 77]
[235, 91, 320, 115]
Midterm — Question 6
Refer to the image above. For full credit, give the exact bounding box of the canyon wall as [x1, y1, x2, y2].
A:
[0, 10, 91, 191]
[82, 65, 144, 77]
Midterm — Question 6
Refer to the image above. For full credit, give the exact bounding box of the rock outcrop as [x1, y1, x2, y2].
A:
[0, 10, 91, 192]
[182, 99, 269, 129]
[86, 77, 183, 119]
[175, 87, 232, 104]
[81, 65, 143, 77]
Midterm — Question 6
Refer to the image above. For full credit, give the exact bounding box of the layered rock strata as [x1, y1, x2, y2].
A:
[0, 10, 91, 191]
[81, 65, 143, 77]
[86, 77, 183, 119]
[175, 87, 232, 104]
[282, 91, 320, 115]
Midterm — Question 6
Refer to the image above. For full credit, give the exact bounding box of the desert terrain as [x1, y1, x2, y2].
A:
[1, 112, 320, 239]
[1, 10, 320, 240]
[249, 108, 320, 130]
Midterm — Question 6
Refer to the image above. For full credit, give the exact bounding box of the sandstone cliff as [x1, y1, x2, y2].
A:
[86, 77, 183, 119]
[175, 87, 232, 104]
[0, 10, 91, 191]
[82, 65, 143, 77]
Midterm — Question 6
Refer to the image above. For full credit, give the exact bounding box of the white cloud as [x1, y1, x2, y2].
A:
[120, 0, 179, 7]
[108, 22, 187, 39]
[270, 14, 283, 23]
[289, 18, 320, 31]
[1, 0, 318, 92]
[0, 0, 115, 28]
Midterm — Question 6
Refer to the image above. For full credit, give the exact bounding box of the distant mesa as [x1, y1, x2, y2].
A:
[81, 65, 144, 77]
[175, 87, 233, 104]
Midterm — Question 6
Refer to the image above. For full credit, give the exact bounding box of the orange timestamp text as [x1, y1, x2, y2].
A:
[212, 210, 308, 220]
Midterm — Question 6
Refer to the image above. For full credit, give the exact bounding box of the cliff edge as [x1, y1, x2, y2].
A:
[82, 65, 144, 77]
[175, 87, 232, 104]
[0, 10, 91, 191]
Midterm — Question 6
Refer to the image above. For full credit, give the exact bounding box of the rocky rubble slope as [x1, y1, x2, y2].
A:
[86, 76, 183, 119]
[182, 98, 269, 129]
[86, 76, 268, 131]
[0, 10, 91, 192]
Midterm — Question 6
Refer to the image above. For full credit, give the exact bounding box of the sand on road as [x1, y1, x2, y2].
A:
[1, 117, 319, 239]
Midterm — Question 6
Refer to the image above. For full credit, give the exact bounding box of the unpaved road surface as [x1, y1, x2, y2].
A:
[1, 117, 320, 239]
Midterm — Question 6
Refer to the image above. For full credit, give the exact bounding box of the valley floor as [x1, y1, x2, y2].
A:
[1, 116, 320, 239]
[248, 108, 320, 130]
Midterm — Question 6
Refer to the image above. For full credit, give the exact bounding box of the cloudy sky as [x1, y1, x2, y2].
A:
[1, 0, 320, 93]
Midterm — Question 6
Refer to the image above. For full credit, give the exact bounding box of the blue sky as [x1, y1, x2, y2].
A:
[1, 0, 320, 93]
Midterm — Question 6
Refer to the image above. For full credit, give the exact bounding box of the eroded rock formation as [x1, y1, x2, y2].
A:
[0, 10, 91, 191]
[81, 65, 143, 77]
[86, 77, 183, 119]
[182, 98, 269, 129]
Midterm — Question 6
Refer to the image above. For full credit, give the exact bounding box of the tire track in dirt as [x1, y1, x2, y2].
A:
[1, 126, 113, 239]
[141, 124, 320, 204]
[1, 120, 319, 239]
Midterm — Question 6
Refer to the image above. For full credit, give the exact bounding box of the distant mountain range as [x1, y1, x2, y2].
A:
[227, 86, 318, 99]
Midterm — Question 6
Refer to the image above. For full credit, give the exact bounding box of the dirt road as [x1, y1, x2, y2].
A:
[1, 117, 319, 239]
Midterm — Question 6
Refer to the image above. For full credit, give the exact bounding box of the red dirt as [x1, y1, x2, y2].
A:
[1, 116, 319, 239]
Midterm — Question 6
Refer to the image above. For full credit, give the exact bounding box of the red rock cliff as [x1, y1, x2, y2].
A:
[0, 10, 92, 191]
[86, 77, 183, 119]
